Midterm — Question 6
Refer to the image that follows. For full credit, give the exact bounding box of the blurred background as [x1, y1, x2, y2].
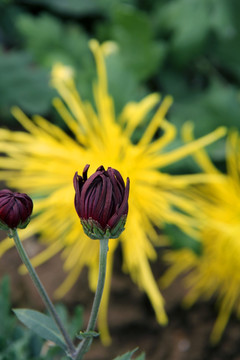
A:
[1, 0, 240, 139]
[1, 0, 240, 359]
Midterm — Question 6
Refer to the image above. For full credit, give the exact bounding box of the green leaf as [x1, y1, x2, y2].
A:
[13, 308, 67, 351]
[77, 330, 99, 340]
[16, 12, 95, 101]
[0, 51, 54, 117]
[17, 0, 105, 16]
[135, 353, 145, 360]
[45, 303, 84, 340]
[0, 276, 10, 315]
[169, 78, 240, 134]
[209, 0, 233, 38]
[113, 348, 139, 360]
[164, 224, 202, 255]
[107, 8, 166, 81]
[68, 305, 84, 339]
[16, 13, 90, 66]
[154, 0, 210, 65]
[0, 276, 16, 338]
[210, 0, 240, 82]
[104, 52, 147, 116]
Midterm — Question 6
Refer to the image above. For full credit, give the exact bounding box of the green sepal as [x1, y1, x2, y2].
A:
[0, 220, 10, 231]
[81, 219, 104, 240]
[76, 330, 99, 340]
[0, 217, 31, 232]
[110, 215, 127, 238]
[17, 216, 31, 229]
[81, 216, 127, 240]
[93, 223, 105, 239]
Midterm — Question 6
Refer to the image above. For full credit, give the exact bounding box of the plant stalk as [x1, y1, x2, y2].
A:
[75, 238, 109, 360]
[10, 228, 76, 357]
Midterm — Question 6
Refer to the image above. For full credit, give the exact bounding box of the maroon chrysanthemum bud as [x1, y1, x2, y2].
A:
[0, 189, 33, 231]
[73, 165, 130, 240]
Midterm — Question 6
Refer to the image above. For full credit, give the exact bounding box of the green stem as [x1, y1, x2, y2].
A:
[10, 228, 76, 358]
[75, 238, 109, 360]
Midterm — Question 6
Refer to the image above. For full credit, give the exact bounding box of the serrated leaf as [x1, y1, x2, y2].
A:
[113, 348, 139, 360]
[13, 309, 67, 351]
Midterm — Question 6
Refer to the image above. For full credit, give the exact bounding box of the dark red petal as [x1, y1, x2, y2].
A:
[5, 201, 19, 228]
[16, 200, 26, 222]
[87, 186, 98, 217]
[96, 165, 105, 172]
[73, 172, 81, 192]
[88, 181, 104, 218]
[107, 168, 123, 204]
[0, 189, 13, 197]
[73, 172, 82, 217]
[82, 164, 90, 182]
[108, 177, 130, 228]
[108, 168, 125, 189]
[16, 194, 33, 217]
[99, 176, 113, 228]
[0, 196, 11, 208]
[85, 180, 101, 218]
[0, 189, 33, 229]
[92, 182, 102, 211]
[79, 169, 103, 216]
[18, 197, 31, 223]
[0, 198, 14, 220]
[92, 176, 107, 225]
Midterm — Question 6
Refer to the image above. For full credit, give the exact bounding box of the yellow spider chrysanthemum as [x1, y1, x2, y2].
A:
[161, 127, 240, 344]
[0, 40, 226, 343]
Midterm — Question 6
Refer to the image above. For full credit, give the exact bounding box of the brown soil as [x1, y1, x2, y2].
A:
[1, 234, 240, 360]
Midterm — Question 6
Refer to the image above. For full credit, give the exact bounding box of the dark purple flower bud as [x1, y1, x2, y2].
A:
[0, 189, 33, 230]
[73, 165, 130, 240]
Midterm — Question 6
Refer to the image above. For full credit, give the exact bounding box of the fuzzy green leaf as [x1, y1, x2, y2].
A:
[76, 330, 99, 340]
[13, 309, 67, 351]
[113, 348, 140, 360]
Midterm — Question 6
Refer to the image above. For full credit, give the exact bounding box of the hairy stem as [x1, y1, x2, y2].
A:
[75, 238, 109, 360]
[10, 229, 76, 357]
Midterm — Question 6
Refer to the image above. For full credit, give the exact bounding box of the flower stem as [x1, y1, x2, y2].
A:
[9, 228, 76, 357]
[75, 238, 109, 360]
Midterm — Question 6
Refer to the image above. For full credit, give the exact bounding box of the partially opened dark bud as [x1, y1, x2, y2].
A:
[0, 189, 33, 230]
[74, 165, 130, 240]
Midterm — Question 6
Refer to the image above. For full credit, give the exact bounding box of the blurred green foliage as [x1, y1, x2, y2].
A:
[0, 0, 239, 141]
[164, 223, 202, 255]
